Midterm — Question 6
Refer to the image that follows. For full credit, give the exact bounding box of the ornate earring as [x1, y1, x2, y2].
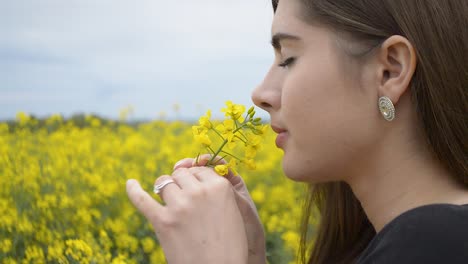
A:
[378, 96, 395, 121]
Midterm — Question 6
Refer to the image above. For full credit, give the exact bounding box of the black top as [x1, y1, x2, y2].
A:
[357, 203, 468, 264]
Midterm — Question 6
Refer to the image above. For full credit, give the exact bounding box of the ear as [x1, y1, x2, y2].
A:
[376, 35, 417, 105]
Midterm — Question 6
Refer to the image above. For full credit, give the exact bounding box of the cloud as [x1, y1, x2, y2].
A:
[0, 0, 274, 120]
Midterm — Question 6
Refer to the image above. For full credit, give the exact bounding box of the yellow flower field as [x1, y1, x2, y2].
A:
[0, 113, 315, 264]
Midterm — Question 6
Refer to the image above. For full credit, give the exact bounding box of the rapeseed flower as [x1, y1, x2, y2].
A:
[192, 101, 267, 176]
[214, 164, 229, 176]
[1, 111, 306, 264]
[222, 100, 246, 121]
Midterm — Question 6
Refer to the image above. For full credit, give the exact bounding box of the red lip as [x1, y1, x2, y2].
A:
[275, 131, 288, 148]
[271, 124, 288, 148]
[271, 125, 287, 134]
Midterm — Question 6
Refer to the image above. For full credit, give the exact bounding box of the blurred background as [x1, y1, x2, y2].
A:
[0, 0, 274, 121]
[1, 1, 309, 263]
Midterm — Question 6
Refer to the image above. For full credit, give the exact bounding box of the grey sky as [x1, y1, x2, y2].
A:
[0, 0, 274, 121]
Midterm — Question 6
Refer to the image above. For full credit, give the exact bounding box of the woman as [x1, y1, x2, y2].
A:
[126, 0, 468, 263]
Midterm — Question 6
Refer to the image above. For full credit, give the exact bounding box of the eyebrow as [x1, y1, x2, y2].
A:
[271, 32, 301, 50]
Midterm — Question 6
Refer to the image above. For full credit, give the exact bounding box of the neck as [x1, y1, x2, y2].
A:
[346, 132, 467, 233]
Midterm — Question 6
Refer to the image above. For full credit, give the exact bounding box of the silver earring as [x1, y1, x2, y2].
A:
[378, 96, 395, 121]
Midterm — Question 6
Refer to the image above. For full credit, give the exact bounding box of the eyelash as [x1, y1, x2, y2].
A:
[278, 57, 296, 68]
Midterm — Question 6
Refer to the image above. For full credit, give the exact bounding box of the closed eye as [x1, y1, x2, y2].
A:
[278, 57, 296, 68]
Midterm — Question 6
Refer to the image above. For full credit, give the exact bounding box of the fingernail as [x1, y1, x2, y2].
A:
[173, 160, 184, 170]
[126, 179, 137, 188]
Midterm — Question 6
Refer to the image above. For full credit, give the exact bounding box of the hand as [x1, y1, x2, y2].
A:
[126, 166, 248, 264]
[174, 155, 267, 264]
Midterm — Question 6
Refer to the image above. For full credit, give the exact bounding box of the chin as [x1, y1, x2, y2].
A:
[282, 158, 315, 183]
[282, 155, 334, 184]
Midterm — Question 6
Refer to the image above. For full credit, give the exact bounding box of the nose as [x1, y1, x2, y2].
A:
[251, 88, 273, 110]
[251, 67, 281, 113]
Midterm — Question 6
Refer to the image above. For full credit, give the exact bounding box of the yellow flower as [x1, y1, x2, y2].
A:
[0, 239, 12, 253]
[111, 254, 128, 264]
[45, 114, 64, 126]
[90, 117, 101, 128]
[251, 187, 266, 204]
[65, 239, 93, 262]
[244, 159, 256, 170]
[47, 242, 65, 262]
[16, 111, 31, 126]
[99, 230, 113, 251]
[198, 110, 212, 129]
[2, 108, 306, 263]
[216, 119, 235, 143]
[282, 231, 300, 254]
[150, 247, 167, 263]
[115, 234, 139, 253]
[221, 101, 246, 121]
[194, 131, 212, 147]
[141, 237, 155, 254]
[0, 123, 8, 134]
[2, 258, 16, 264]
[214, 164, 229, 176]
[24, 245, 45, 263]
[228, 159, 239, 176]
[192, 125, 204, 136]
[191, 101, 266, 175]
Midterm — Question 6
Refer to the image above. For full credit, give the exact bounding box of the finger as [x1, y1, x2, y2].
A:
[173, 158, 195, 170]
[154, 175, 181, 205]
[193, 154, 227, 166]
[225, 172, 243, 189]
[126, 179, 165, 222]
[172, 155, 226, 169]
[190, 157, 239, 181]
[172, 168, 201, 190]
[194, 154, 239, 178]
[228, 175, 252, 198]
[189, 166, 223, 182]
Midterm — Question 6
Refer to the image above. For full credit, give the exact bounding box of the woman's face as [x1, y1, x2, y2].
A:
[252, 0, 381, 182]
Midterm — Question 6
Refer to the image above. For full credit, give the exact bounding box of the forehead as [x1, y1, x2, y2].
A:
[271, 0, 310, 36]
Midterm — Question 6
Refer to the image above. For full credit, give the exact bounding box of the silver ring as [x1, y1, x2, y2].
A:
[153, 179, 176, 194]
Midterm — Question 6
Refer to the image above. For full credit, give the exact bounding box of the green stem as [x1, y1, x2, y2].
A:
[236, 115, 249, 130]
[207, 146, 217, 155]
[213, 155, 227, 164]
[244, 111, 252, 125]
[220, 150, 242, 161]
[211, 127, 226, 141]
[208, 139, 228, 165]
[233, 124, 246, 134]
[237, 131, 249, 142]
[234, 135, 247, 144]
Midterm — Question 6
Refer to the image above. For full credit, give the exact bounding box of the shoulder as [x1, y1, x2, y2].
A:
[357, 203, 468, 264]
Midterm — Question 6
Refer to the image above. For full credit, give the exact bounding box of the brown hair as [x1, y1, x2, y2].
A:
[272, 0, 468, 263]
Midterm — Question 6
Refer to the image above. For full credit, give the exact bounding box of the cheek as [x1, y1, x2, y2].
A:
[283, 117, 378, 182]
[280, 59, 378, 182]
